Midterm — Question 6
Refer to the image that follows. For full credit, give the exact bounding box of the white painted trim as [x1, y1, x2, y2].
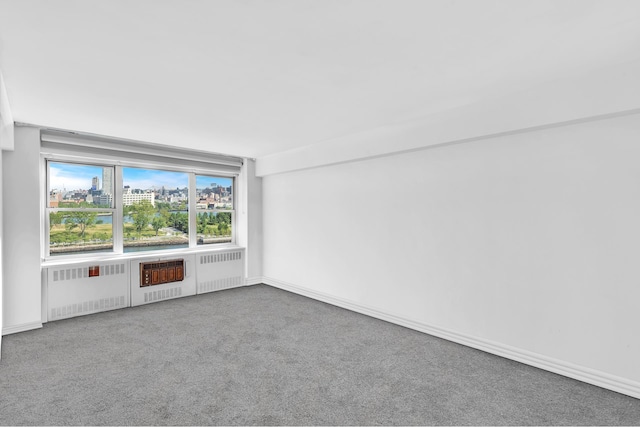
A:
[40, 128, 243, 169]
[2, 321, 43, 336]
[262, 277, 640, 400]
[245, 276, 263, 286]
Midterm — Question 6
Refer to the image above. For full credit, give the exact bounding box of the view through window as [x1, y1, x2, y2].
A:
[47, 161, 235, 257]
[195, 175, 233, 245]
[123, 167, 189, 253]
[48, 162, 115, 255]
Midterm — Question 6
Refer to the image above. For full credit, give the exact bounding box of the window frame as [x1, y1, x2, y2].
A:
[43, 156, 238, 261]
[45, 160, 119, 258]
[194, 173, 235, 247]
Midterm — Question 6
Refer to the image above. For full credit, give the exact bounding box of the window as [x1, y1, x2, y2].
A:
[122, 167, 189, 253]
[45, 160, 236, 258]
[195, 175, 234, 245]
[47, 161, 115, 256]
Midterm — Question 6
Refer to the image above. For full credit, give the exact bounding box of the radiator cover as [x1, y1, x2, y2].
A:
[44, 248, 246, 321]
[196, 248, 245, 294]
[46, 261, 130, 321]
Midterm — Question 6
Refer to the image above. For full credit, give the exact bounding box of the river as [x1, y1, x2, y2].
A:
[93, 211, 188, 225]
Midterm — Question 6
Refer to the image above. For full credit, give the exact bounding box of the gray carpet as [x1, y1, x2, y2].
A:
[1, 284, 639, 425]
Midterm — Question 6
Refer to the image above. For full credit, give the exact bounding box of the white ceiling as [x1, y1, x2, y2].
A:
[0, 0, 639, 159]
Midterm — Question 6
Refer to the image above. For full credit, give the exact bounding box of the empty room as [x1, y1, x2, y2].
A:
[1, 0, 640, 425]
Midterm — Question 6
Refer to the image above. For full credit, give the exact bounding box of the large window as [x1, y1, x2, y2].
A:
[45, 160, 236, 258]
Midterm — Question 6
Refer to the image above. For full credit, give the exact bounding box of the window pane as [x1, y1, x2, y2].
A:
[195, 175, 233, 210]
[48, 162, 114, 208]
[122, 167, 189, 253]
[196, 212, 233, 245]
[195, 175, 233, 245]
[49, 211, 113, 256]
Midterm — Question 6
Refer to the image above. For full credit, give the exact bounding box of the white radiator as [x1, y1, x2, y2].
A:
[130, 254, 196, 306]
[196, 248, 245, 294]
[44, 248, 245, 321]
[46, 261, 130, 321]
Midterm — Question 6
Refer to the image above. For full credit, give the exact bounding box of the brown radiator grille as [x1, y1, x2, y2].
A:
[140, 259, 184, 287]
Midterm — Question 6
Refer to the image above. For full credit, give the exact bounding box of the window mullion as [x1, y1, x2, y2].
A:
[113, 165, 124, 254]
[188, 172, 196, 248]
[44, 158, 51, 259]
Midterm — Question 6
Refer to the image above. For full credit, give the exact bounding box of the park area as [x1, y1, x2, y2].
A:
[49, 200, 232, 255]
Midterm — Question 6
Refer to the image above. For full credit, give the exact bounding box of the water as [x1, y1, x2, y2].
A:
[124, 243, 189, 253]
[94, 212, 188, 225]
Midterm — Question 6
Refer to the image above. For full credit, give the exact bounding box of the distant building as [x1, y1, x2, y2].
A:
[122, 187, 155, 206]
[102, 168, 113, 196]
[91, 176, 99, 191]
[49, 191, 62, 208]
[93, 193, 113, 207]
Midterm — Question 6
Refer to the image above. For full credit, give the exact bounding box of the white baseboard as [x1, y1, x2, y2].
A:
[2, 321, 43, 336]
[245, 276, 264, 286]
[262, 276, 640, 400]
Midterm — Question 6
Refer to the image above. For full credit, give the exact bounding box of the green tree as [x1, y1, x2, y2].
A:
[155, 201, 171, 212]
[49, 211, 64, 230]
[65, 211, 97, 239]
[218, 212, 231, 225]
[159, 207, 170, 222]
[218, 222, 230, 236]
[126, 200, 156, 237]
[151, 216, 166, 236]
[176, 212, 189, 233]
[207, 212, 216, 225]
[197, 213, 210, 234]
[168, 212, 180, 228]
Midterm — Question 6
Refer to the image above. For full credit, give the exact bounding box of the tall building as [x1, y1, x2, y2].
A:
[102, 168, 113, 195]
[91, 176, 99, 191]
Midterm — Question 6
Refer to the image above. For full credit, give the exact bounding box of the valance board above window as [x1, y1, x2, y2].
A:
[40, 129, 243, 175]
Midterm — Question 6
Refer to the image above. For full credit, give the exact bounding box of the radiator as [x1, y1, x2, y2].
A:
[130, 254, 196, 306]
[46, 261, 130, 321]
[196, 248, 245, 294]
[44, 248, 245, 321]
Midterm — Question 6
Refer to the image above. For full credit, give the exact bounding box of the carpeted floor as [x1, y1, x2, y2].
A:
[1, 284, 639, 425]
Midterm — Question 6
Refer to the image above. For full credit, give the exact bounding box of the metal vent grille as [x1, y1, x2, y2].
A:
[143, 287, 183, 303]
[52, 263, 126, 282]
[50, 295, 127, 321]
[200, 251, 242, 265]
[198, 276, 244, 293]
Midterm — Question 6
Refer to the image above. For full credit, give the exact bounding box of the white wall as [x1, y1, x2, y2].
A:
[2, 126, 42, 334]
[0, 69, 15, 345]
[0, 147, 4, 350]
[261, 112, 640, 398]
[245, 159, 263, 282]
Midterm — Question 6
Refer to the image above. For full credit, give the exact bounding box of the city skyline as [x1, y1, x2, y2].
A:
[49, 163, 232, 193]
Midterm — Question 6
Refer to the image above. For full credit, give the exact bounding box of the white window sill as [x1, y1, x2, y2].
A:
[41, 244, 244, 267]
